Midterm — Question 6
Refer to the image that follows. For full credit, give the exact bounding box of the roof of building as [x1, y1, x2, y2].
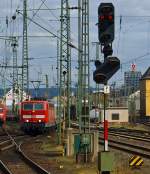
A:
[141, 67, 150, 80]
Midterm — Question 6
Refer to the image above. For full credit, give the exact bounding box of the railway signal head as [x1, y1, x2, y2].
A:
[98, 3, 115, 44]
[93, 56, 120, 84]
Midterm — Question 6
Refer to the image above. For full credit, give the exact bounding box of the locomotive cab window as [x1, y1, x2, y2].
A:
[112, 113, 119, 120]
[0, 108, 3, 113]
[23, 104, 33, 110]
[34, 103, 44, 110]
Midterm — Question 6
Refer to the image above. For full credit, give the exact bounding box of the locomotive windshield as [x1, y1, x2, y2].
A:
[23, 103, 44, 110]
[34, 103, 44, 110]
[23, 103, 33, 110]
[0, 108, 3, 113]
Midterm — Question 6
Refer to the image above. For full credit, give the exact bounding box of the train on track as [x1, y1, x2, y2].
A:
[20, 99, 56, 133]
[0, 103, 7, 127]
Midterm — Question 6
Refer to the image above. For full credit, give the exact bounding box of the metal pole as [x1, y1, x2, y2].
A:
[66, 1, 71, 128]
[45, 74, 49, 98]
[77, 0, 90, 162]
[3, 19, 9, 103]
[63, 72, 66, 140]
[59, 0, 71, 132]
[22, 0, 29, 100]
[92, 42, 100, 122]
[80, 0, 90, 133]
[104, 86, 108, 152]
[77, 0, 82, 133]
[57, 31, 61, 145]
[11, 37, 18, 113]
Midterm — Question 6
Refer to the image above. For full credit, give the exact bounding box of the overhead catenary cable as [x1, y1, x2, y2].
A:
[39, 0, 79, 46]
[28, 0, 47, 26]
[116, 15, 122, 55]
[40, 0, 59, 20]
[34, 13, 58, 34]
[122, 52, 150, 65]
[17, 10, 81, 52]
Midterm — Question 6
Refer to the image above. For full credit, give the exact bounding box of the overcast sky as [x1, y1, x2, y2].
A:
[0, 0, 150, 88]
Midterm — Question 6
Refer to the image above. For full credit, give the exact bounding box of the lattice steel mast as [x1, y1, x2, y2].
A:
[92, 42, 100, 122]
[57, 31, 61, 144]
[77, 0, 90, 133]
[22, 0, 29, 100]
[11, 37, 18, 112]
[59, 0, 71, 133]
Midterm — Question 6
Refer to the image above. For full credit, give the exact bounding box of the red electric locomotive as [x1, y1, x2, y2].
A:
[20, 99, 56, 133]
[0, 103, 7, 127]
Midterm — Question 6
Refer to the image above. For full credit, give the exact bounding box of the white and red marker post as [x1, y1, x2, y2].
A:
[103, 85, 110, 151]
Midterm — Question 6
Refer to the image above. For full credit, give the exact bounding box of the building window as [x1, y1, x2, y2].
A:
[112, 113, 119, 120]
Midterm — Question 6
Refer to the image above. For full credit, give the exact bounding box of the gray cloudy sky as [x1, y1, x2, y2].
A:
[0, 0, 150, 88]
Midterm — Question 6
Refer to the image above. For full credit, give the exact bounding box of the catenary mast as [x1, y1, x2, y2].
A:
[22, 0, 29, 100]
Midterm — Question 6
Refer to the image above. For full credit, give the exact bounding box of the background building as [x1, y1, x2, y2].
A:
[124, 64, 142, 96]
[128, 90, 140, 122]
[100, 107, 129, 123]
[140, 67, 150, 119]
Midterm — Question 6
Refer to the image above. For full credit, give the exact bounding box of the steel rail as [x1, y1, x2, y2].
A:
[71, 122, 150, 141]
[99, 136, 150, 152]
[108, 127, 150, 135]
[18, 144, 51, 174]
[99, 131, 150, 142]
[2, 130, 51, 174]
[99, 139, 150, 159]
[0, 160, 13, 174]
[0, 135, 27, 146]
[72, 122, 150, 158]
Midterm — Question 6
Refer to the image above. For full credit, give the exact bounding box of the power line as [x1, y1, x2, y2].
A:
[122, 53, 150, 65]
[40, 0, 59, 20]
[28, 0, 47, 26]
[17, 10, 81, 52]
[34, 13, 58, 34]
[18, 8, 61, 11]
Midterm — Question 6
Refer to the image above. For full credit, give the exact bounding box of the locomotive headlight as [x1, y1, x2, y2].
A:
[39, 120, 41, 123]
[26, 120, 29, 122]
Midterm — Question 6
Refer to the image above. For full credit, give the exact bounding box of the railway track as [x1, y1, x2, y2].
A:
[99, 137, 150, 159]
[0, 134, 27, 151]
[72, 122, 150, 158]
[0, 160, 12, 174]
[0, 130, 51, 174]
[99, 130, 150, 159]
[108, 127, 150, 136]
[142, 122, 150, 127]
[100, 130, 150, 142]
[72, 121, 150, 133]
[99, 139, 150, 158]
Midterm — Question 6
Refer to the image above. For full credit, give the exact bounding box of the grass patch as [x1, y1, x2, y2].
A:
[41, 142, 63, 152]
